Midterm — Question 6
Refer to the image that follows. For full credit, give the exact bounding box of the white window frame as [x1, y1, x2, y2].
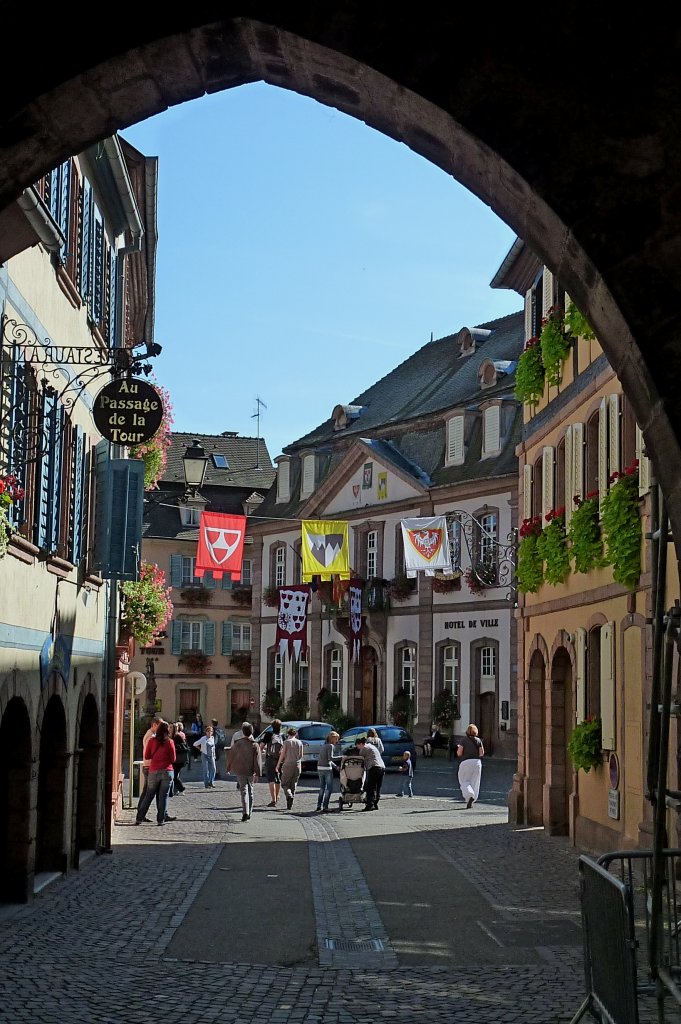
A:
[179, 505, 200, 527]
[330, 648, 342, 695]
[276, 460, 290, 503]
[402, 646, 417, 699]
[181, 620, 207, 652]
[181, 556, 197, 587]
[240, 558, 252, 586]
[443, 645, 459, 695]
[482, 405, 501, 456]
[446, 415, 465, 464]
[301, 453, 315, 498]
[273, 652, 283, 694]
[480, 512, 498, 567]
[231, 623, 251, 652]
[274, 546, 286, 587]
[367, 530, 378, 579]
[481, 645, 497, 682]
[296, 654, 309, 692]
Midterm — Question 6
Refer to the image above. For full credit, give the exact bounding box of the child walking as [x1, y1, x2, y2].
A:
[397, 750, 414, 797]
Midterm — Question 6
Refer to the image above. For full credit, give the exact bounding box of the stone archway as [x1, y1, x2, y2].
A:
[543, 647, 573, 838]
[74, 691, 100, 864]
[0, 696, 33, 903]
[526, 649, 546, 826]
[36, 692, 68, 876]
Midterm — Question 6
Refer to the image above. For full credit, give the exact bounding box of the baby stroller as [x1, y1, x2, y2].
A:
[338, 754, 366, 811]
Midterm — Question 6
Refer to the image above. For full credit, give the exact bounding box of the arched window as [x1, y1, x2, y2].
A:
[268, 647, 284, 695]
[324, 644, 343, 696]
[435, 639, 461, 716]
[394, 641, 417, 701]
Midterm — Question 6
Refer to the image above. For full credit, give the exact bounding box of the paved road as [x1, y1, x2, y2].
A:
[0, 758, 595, 1023]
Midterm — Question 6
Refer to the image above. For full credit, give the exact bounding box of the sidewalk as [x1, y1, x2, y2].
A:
[0, 767, 590, 1023]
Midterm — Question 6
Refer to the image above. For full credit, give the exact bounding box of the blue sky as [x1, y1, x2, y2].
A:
[120, 82, 521, 461]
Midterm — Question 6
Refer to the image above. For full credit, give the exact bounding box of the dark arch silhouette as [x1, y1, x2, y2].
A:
[3, 12, 681, 545]
[0, 696, 33, 902]
[36, 693, 68, 876]
[75, 691, 101, 863]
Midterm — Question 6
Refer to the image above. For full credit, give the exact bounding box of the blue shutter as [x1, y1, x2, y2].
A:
[92, 447, 144, 580]
[6, 347, 30, 527]
[69, 426, 86, 563]
[203, 621, 216, 656]
[80, 180, 92, 300]
[204, 571, 217, 589]
[93, 216, 104, 324]
[107, 246, 117, 346]
[170, 555, 183, 588]
[221, 575, 233, 590]
[33, 391, 56, 549]
[58, 161, 70, 265]
[171, 620, 182, 656]
[47, 403, 64, 553]
[222, 621, 233, 656]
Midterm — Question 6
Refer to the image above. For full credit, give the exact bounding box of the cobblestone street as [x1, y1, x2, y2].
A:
[0, 763, 590, 1023]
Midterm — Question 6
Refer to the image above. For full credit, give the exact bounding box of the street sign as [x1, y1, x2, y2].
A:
[92, 377, 164, 446]
[125, 671, 147, 697]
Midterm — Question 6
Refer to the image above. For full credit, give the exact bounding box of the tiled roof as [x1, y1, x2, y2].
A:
[161, 431, 276, 491]
[142, 483, 267, 541]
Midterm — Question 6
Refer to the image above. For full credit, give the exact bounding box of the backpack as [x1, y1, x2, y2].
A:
[266, 733, 284, 762]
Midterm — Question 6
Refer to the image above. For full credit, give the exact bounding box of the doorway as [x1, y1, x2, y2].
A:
[36, 693, 68, 876]
[75, 693, 100, 864]
[479, 693, 496, 756]
[0, 696, 33, 902]
[361, 646, 377, 723]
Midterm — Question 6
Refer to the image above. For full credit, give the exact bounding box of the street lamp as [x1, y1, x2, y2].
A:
[182, 439, 208, 495]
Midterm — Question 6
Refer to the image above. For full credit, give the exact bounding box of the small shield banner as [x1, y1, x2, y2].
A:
[195, 511, 246, 581]
[400, 516, 452, 577]
[349, 578, 364, 662]
[276, 584, 311, 661]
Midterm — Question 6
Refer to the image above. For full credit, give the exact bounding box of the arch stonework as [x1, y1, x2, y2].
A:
[2, 15, 681, 548]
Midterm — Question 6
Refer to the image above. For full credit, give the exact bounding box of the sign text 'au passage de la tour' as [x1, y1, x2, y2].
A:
[92, 378, 164, 446]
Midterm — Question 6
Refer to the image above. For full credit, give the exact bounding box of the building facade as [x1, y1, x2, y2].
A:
[128, 431, 274, 733]
[0, 137, 157, 900]
[250, 314, 524, 755]
[495, 242, 658, 851]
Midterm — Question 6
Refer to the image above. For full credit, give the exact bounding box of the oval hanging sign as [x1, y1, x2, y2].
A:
[93, 377, 164, 446]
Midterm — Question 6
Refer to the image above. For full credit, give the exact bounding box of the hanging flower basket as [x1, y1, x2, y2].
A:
[564, 301, 596, 341]
[262, 586, 279, 608]
[567, 716, 602, 772]
[0, 474, 24, 559]
[514, 337, 545, 406]
[230, 652, 252, 675]
[431, 571, 461, 593]
[128, 381, 174, 490]
[388, 572, 417, 602]
[568, 492, 607, 574]
[180, 586, 212, 605]
[539, 306, 571, 388]
[601, 463, 641, 590]
[231, 586, 253, 607]
[120, 562, 173, 647]
[537, 508, 570, 585]
[178, 651, 211, 674]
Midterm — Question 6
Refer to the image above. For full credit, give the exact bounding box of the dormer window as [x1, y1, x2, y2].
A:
[332, 404, 365, 431]
[276, 458, 290, 503]
[478, 358, 497, 388]
[482, 405, 501, 456]
[179, 505, 201, 527]
[300, 452, 316, 499]
[446, 415, 465, 464]
[458, 328, 475, 357]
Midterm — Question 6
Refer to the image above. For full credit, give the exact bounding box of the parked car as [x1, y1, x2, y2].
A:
[339, 725, 418, 770]
[255, 720, 335, 774]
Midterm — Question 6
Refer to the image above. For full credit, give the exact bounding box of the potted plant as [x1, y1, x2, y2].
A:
[567, 716, 602, 772]
[178, 651, 211, 674]
[231, 586, 253, 607]
[389, 687, 415, 729]
[564, 300, 596, 341]
[537, 507, 570, 585]
[601, 462, 642, 590]
[464, 560, 495, 594]
[262, 687, 284, 718]
[262, 585, 279, 608]
[388, 572, 417, 602]
[120, 561, 173, 647]
[285, 689, 309, 719]
[0, 473, 24, 558]
[431, 571, 462, 593]
[180, 586, 211, 605]
[318, 687, 341, 720]
[229, 652, 251, 675]
[539, 306, 571, 388]
[431, 689, 457, 731]
[514, 336, 545, 406]
[568, 492, 607, 574]
[517, 515, 544, 594]
[128, 381, 174, 490]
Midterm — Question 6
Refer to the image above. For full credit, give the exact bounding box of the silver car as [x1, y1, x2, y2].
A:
[255, 720, 335, 773]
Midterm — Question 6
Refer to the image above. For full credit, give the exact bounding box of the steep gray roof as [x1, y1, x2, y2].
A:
[162, 431, 276, 490]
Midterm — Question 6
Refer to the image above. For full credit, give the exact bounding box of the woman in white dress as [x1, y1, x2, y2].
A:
[456, 723, 484, 808]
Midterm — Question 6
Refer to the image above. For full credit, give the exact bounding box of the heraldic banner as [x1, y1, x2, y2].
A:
[195, 511, 246, 581]
[276, 584, 310, 661]
[400, 516, 452, 577]
[301, 520, 350, 582]
[349, 578, 364, 663]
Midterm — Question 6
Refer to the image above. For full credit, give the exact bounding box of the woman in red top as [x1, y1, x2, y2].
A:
[135, 721, 176, 826]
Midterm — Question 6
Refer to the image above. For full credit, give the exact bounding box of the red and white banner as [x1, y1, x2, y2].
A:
[276, 584, 311, 662]
[400, 515, 452, 577]
[349, 578, 364, 663]
[195, 511, 246, 581]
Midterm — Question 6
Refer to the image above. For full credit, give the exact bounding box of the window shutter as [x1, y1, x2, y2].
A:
[608, 394, 620, 477]
[93, 215, 104, 324]
[483, 406, 500, 454]
[92, 448, 144, 580]
[636, 424, 651, 495]
[170, 554, 183, 588]
[302, 455, 315, 496]
[171, 620, 182, 656]
[564, 426, 574, 528]
[79, 180, 92, 299]
[573, 422, 585, 502]
[600, 621, 616, 749]
[221, 575, 233, 590]
[542, 446, 555, 518]
[68, 425, 86, 563]
[203, 571, 217, 589]
[447, 416, 464, 461]
[203, 621, 216, 656]
[276, 461, 290, 503]
[598, 397, 609, 512]
[242, 624, 252, 651]
[222, 621, 233, 656]
[522, 464, 533, 521]
[542, 268, 554, 317]
[575, 627, 586, 724]
[107, 246, 117, 347]
[47, 402, 64, 553]
[524, 291, 533, 340]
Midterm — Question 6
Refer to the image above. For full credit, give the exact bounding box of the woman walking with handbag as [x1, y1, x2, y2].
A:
[170, 722, 189, 794]
[193, 723, 217, 788]
[456, 723, 485, 808]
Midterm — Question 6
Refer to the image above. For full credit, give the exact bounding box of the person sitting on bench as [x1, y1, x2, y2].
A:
[423, 725, 444, 757]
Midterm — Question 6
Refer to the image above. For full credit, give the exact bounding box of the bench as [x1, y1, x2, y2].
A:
[421, 735, 456, 759]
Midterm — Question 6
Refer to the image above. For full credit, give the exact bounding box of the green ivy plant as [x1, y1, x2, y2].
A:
[565, 301, 596, 341]
[514, 337, 545, 405]
[537, 510, 571, 585]
[568, 493, 608, 574]
[517, 516, 544, 594]
[601, 466, 641, 590]
[540, 306, 571, 388]
[567, 716, 602, 773]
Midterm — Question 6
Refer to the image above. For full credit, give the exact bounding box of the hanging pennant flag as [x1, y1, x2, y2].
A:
[276, 584, 310, 662]
[332, 574, 351, 607]
[195, 511, 246, 581]
[349, 578, 364, 663]
[301, 520, 350, 581]
[401, 516, 452, 578]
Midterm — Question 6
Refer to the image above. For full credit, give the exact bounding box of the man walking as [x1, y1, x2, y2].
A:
[226, 722, 262, 821]
[355, 736, 385, 811]
[276, 727, 304, 810]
